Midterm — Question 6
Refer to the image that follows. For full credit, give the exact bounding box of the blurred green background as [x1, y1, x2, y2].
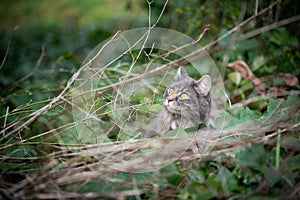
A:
[0, 0, 147, 109]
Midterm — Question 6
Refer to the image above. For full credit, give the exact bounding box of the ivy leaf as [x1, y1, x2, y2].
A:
[215, 167, 239, 192]
[235, 144, 267, 174]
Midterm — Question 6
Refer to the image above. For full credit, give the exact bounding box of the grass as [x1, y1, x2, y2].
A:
[1, 0, 300, 199]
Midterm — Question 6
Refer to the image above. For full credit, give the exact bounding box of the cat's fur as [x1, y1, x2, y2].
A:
[146, 66, 215, 137]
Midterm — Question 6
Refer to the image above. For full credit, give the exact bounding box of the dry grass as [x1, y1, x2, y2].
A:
[1, 0, 300, 199]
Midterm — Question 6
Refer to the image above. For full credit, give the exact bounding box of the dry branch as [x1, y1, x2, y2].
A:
[1, 0, 300, 199]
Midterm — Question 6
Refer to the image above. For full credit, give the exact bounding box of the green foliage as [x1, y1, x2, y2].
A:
[1, 0, 300, 199]
[178, 93, 300, 199]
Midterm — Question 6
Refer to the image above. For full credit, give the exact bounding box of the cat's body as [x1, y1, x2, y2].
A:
[146, 66, 215, 137]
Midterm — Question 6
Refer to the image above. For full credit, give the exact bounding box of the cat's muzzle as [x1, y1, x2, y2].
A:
[164, 98, 180, 113]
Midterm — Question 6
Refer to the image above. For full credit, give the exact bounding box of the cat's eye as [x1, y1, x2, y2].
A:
[168, 88, 174, 95]
[180, 93, 188, 99]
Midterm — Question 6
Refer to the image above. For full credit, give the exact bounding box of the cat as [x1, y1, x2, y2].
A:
[146, 66, 215, 137]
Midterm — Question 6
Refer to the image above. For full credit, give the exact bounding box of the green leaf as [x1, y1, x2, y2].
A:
[252, 56, 267, 70]
[160, 163, 183, 185]
[228, 71, 241, 86]
[285, 154, 300, 173]
[235, 106, 259, 120]
[215, 167, 239, 192]
[188, 169, 205, 184]
[235, 144, 267, 173]
[246, 97, 268, 111]
[234, 38, 259, 52]
[178, 183, 215, 200]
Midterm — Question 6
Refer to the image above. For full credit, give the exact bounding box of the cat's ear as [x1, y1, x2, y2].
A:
[175, 66, 189, 81]
[194, 75, 211, 96]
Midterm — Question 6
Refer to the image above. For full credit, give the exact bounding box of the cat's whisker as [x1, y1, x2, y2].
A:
[146, 66, 215, 143]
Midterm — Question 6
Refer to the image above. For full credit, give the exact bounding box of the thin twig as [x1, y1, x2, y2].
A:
[2, 46, 46, 95]
[0, 27, 18, 71]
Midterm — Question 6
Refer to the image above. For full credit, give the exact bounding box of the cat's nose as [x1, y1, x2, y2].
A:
[166, 96, 175, 104]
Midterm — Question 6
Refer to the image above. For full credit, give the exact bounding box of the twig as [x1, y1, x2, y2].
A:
[69, 1, 293, 102]
[2, 46, 46, 95]
[0, 31, 122, 139]
[0, 27, 18, 71]
[0, 0, 286, 141]
[2, 106, 9, 137]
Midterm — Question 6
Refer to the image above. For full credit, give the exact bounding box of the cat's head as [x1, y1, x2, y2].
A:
[163, 66, 211, 119]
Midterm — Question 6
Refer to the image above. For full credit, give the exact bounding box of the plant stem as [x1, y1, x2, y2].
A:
[275, 132, 281, 169]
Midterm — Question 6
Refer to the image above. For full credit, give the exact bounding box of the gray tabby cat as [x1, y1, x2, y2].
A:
[146, 66, 215, 137]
